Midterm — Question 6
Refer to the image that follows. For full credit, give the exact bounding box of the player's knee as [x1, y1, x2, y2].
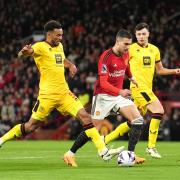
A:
[159, 108, 164, 115]
[131, 117, 144, 126]
[150, 104, 164, 115]
[151, 109, 164, 115]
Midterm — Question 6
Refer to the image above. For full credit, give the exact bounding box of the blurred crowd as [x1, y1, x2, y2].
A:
[0, 0, 179, 139]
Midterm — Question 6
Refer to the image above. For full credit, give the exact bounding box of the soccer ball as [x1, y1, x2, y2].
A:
[117, 150, 135, 167]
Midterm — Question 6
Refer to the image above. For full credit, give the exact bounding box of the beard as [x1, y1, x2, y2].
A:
[51, 40, 60, 47]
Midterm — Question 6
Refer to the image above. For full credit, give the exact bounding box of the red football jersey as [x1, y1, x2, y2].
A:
[94, 48, 132, 96]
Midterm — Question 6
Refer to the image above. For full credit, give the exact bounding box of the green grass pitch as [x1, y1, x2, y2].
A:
[0, 140, 180, 180]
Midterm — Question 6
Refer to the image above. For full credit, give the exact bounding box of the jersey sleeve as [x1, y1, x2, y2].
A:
[125, 63, 132, 78]
[124, 52, 132, 78]
[128, 45, 133, 59]
[98, 53, 109, 76]
[155, 47, 161, 63]
[32, 43, 42, 57]
[59, 43, 66, 62]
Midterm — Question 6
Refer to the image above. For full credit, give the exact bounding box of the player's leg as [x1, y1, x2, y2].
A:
[137, 90, 163, 158]
[77, 109, 112, 157]
[62, 93, 124, 166]
[118, 104, 145, 164]
[64, 118, 125, 166]
[105, 91, 145, 144]
[0, 98, 54, 146]
[63, 108, 111, 167]
[119, 104, 143, 150]
[105, 105, 147, 144]
[146, 99, 164, 158]
[60, 93, 108, 166]
[61, 93, 108, 155]
[104, 95, 140, 145]
[78, 95, 125, 159]
[65, 120, 105, 157]
[61, 93, 91, 167]
[106, 95, 145, 164]
[105, 121, 131, 144]
[0, 118, 43, 146]
[63, 119, 100, 167]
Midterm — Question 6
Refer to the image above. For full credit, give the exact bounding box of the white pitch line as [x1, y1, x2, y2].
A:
[0, 156, 44, 160]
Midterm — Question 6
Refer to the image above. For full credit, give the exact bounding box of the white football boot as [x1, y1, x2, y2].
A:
[100, 146, 125, 161]
[100, 135, 125, 160]
[108, 146, 125, 157]
[146, 147, 162, 158]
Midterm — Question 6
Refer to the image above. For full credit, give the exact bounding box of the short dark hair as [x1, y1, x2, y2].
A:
[44, 20, 62, 33]
[116, 29, 132, 39]
[135, 22, 149, 32]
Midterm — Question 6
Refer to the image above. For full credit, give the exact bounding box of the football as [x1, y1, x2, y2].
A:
[117, 150, 135, 167]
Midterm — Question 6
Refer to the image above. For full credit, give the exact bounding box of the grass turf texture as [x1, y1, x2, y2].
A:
[0, 141, 180, 180]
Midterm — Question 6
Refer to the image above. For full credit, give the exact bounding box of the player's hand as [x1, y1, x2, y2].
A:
[129, 77, 138, 88]
[131, 79, 138, 88]
[175, 69, 180, 75]
[119, 89, 131, 97]
[19, 44, 34, 57]
[69, 64, 77, 78]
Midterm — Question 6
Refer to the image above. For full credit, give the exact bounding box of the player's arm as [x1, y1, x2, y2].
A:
[98, 54, 131, 97]
[99, 75, 131, 97]
[155, 61, 180, 75]
[99, 75, 120, 95]
[64, 58, 77, 77]
[126, 64, 138, 87]
[18, 44, 34, 58]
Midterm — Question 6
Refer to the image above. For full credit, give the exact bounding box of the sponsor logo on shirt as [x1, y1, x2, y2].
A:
[143, 56, 151, 66]
[109, 70, 125, 77]
[55, 54, 62, 64]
